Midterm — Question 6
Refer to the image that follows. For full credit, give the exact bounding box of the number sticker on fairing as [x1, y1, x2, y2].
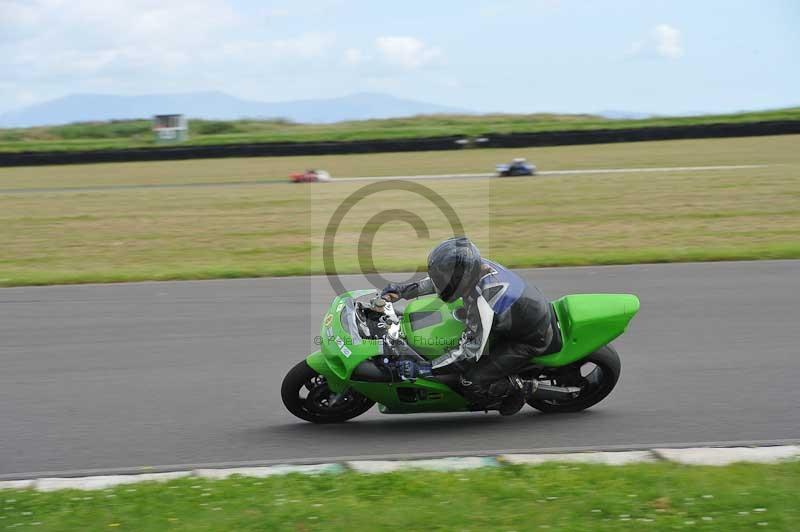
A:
[334, 336, 351, 357]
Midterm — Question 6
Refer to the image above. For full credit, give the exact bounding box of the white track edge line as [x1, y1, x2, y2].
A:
[332, 164, 768, 182]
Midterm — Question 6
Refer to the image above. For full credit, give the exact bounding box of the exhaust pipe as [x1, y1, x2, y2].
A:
[528, 381, 582, 401]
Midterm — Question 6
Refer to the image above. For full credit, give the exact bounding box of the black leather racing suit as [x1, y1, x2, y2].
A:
[392, 259, 557, 397]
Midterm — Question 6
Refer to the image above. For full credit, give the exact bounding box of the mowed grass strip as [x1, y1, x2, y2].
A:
[0, 136, 798, 287]
[1, 462, 798, 531]
[0, 134, 797, 191]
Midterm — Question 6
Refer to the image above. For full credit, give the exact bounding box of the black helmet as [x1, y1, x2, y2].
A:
[427, 237, 482, 303]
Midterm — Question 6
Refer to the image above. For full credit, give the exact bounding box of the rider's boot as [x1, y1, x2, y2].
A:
[491, 377, 526, 416]
[459, 376, 487, 407]
[460, 376, 526, 415]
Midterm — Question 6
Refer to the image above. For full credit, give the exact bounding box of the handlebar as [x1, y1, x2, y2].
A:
[370, 295, 387, 311]
[367, 294, 401, 341]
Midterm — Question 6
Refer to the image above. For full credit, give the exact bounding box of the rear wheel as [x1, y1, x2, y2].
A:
[281, 361, 375, 423]
[525, 345, 621, 413]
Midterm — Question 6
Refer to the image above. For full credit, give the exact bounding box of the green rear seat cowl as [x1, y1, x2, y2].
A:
[534, 294, 640, 367]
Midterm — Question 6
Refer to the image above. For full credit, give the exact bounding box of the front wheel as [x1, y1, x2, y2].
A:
[525, 345, 621, 413]
[281, 361, 375, 423]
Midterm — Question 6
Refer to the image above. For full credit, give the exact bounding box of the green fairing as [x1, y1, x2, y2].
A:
[306, 350, 346, 392]
[351, 380, 469, 413]
[400, 296, 465, 358]
[313, 289, 381, 392]
[306, 290, 639, 413]
[536, 294, 641, 367]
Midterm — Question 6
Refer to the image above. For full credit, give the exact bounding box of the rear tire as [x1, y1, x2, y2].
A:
[526, 345, 621, 413]
[281, 361, 375, 423]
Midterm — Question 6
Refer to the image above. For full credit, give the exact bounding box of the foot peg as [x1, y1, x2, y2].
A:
[526, 381, 582, 401]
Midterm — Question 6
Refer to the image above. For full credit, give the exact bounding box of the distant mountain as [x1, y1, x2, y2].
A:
[0, 91, 470, 127]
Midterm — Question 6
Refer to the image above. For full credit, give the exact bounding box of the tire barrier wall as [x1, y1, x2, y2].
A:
[2, 120, 799, 167]
[485, 119, 800, 148]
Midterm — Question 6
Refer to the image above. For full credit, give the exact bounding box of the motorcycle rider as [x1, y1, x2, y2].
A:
[381, 236, 558, 415]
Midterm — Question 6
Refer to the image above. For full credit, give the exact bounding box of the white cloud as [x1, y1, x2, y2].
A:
[271, 32, 335, 59]
[375, 36, 442, 69]
[627, 24, 683, 60]
[0, 3, 451, 114]
[653, 24, 683, 59]
[0, 0, 342, 112]
[0, 0, 242, 79]
[343, 48, 367, 66]
[343, 38, 443, 70]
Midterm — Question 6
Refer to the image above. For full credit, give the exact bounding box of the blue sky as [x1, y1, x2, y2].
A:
[1, 0, 798, 115]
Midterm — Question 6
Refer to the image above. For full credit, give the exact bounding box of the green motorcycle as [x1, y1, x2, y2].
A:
[282, 289, 640, 423]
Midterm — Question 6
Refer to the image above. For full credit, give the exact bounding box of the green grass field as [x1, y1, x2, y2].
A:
[1, 106, 798, 153]
[0, 135, 798, 287]
[1, 462, 798, 531]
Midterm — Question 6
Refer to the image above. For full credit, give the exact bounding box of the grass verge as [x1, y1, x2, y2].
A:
[0, 135, 798, 287]
[1, 462, 798, 530]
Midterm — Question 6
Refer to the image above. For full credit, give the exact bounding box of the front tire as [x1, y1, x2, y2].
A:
[281, 361, 375, 423]
[526, 345, 621, 413]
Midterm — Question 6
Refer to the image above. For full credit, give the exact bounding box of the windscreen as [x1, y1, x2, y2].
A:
[339, 298, 363, 344]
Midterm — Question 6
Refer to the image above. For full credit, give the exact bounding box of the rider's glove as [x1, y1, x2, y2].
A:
[381, 282, 405, 301]
[397, 359, 433, 381]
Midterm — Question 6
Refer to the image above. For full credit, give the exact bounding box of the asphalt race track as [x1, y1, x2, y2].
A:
[1, 260, 799, 478]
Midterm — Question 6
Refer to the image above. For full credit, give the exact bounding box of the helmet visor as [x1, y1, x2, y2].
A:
[431, 258, 467, 303]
